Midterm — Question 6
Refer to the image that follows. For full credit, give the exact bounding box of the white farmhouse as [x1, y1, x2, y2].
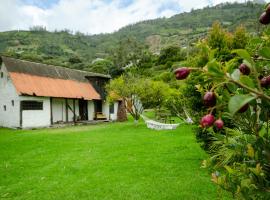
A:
[0, 56, 122, 129]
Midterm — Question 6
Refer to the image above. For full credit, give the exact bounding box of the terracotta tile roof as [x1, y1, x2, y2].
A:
[9, 72, 101, 100]
[1, 56, 109, 100]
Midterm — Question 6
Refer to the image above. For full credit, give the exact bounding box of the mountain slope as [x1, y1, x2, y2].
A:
[0, 2, 265, 71]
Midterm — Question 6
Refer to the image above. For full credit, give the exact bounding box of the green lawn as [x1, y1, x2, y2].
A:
[0, 120, 231, 200]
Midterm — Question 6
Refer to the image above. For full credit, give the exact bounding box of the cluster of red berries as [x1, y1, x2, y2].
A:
[200, 114, 224, 129]
[173, 6, 270, 129]
[239, 63, 270, 87]
[174, 68, 224, 129]
[259, 4, 270, 25]
[174, 63, 256, 129]
[201, 92, 224, 129]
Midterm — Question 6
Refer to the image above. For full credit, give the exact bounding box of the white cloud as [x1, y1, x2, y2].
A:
[0, 0, 253, 34]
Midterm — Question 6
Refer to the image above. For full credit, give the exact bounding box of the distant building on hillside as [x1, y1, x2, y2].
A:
[0, 56, 124, 129]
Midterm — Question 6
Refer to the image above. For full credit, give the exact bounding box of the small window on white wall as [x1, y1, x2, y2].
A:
[11, 100, 14, 106]
[3, 105, 6, 111]
[0, 72, 3, 78]
[21, 101, 43, 110]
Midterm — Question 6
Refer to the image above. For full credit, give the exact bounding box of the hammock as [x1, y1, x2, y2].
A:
[183, 109, 194, 124]
[141, 115, 192, 130]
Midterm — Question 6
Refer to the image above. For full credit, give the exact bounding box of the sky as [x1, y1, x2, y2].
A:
[0, 0, 250, 34]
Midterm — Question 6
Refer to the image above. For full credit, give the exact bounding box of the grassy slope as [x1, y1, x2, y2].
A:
[0, 121, 231, 200]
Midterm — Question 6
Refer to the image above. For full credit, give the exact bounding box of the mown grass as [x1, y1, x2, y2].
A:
[0, 120, 231, 200]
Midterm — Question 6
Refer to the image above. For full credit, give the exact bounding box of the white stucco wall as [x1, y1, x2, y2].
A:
[18, 97, 84, 128]
[102, 101, 110, 120]
[67, 99, 79, 121]
[0, 62, 117, 128]
[88, 100, 94, 120]
[20, 96, 51, 129]
[52, 98, 65, 123]
[0, 64, 20, 128]
[53, 98, 87, 123]
[52, 99, 97, 122]
[110, 102, 119, 121]
[0, 63, 51, 128]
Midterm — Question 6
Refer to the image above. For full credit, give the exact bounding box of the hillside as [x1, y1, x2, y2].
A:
[0, 2, 265, 72]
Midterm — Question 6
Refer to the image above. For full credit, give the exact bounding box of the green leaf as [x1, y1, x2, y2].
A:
[209, 49, 216, 61]
[241, 179, 251, 189]
[207, 59, 224, 77]
[222, 89, 231, 101]
[231, 69, 240, 81]
[232, 49, 253, 65]
[226, 83, 237, 93]
[240, 76, 255, 88]
[243, 60, 252, 69]
[259, 47, 270, 59]
[247, 144, 255, 158]
[224, 166, 234, 174]
[228, 94, 255, 115]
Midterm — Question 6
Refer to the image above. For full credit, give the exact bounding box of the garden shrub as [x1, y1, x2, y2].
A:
[174, 6, 270, 198]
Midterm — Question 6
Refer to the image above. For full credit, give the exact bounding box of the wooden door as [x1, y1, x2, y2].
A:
[79, 100, 88, 120]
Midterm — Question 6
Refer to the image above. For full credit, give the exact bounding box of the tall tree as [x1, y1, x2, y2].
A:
[110, 37, 148, 77]
[106, 74, 143, 123]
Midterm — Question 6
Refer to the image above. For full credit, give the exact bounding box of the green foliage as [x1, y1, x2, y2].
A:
[228, 95, 255, 115]
[206, 129, 270, 199]
[177, 22, 257, 125]
[232, 49, 253, 65]
[186, 41, 210, 68]
[181, 26, 270, 199]
[110, 37, 146, 69]
[153, 71, 174, 83]
[232, 26, 249, 49]
[207, 21, 238, 62]
[163, 88, 188, 120]
[179, 71, 205, 122]
[106, 75, 144, 121]
[259, 47, 270, 59]
[0, 3, 264, 76]
[207, 59, 225, 77]
[208, 21, 231, 51]
[88, 59, 113, 74]
[106, 75, 138, 101]
[157, 46, 186, 65]
[37, 43, 64, 56]
[138, 79, 171, 109]
[106, 74, 175, 120]
[68, 56, 82, 64]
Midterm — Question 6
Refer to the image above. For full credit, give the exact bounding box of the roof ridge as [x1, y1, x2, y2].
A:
[1, 55, 111, 78]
